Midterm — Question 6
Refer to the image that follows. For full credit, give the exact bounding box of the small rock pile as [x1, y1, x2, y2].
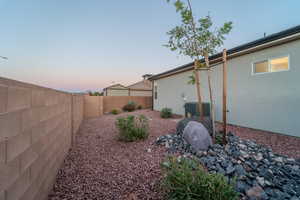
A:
[155, 132, 300, 199]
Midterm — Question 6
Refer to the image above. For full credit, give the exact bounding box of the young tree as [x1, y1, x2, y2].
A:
[164, 0, 232, 142]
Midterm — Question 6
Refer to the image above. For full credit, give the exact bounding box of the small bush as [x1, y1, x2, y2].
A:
[161, 156, 238, 200]
[137, 105, 143, 110]
[215, 132, 224, 145]
[88, 91, 103, 96]
[111, 109, 120, 115]
[122, 101, 136, 112]
[115, 115, 149, 142]
[160, 108, 173, 118]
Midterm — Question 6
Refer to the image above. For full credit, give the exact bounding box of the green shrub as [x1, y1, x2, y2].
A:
[137, 105, 143, 110]
[215, 132, 224, 145]
[160, 108, 173, 118]
[111, 109, 120, 115]
[88, 91, 103, 96]
[122, 101, 136, 112]
[115, 115, 149, 142]
[161, 156, 238, 200]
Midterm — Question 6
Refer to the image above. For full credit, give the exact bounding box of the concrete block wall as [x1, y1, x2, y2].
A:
[102, 96, 152, 113]
[83, 96, 152, 118]
[84, 96, 103, 118]
[0, 77, 84, 200]
[71, 94, 84, 145]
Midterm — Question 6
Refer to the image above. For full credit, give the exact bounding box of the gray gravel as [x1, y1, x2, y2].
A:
[155, 125, 300, 200]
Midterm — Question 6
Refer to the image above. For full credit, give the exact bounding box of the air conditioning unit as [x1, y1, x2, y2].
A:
[184, 102, 210, 118]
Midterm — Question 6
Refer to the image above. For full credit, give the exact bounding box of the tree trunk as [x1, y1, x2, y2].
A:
[204, 55, 216, 143]
[222, 49, 228, 144]
[194, 60, 203, 119]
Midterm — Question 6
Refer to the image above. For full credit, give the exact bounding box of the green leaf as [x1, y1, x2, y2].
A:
[187, 74, 195, 85]
[174, 0, 184, 12]
[163, 0, 233, 60]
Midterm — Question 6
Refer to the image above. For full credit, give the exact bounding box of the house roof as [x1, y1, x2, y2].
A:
[127, 80, 152, 90]
[149, 25, 300, 81]
[103, 84, 127, 90]
[103, 80, 152, 91]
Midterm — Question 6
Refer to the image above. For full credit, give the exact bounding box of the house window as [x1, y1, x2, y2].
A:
[154, 86, 158, 99]
[270, 56, 289, 72]
[252, 55, 289, 75]
[253, 60, 268, 73]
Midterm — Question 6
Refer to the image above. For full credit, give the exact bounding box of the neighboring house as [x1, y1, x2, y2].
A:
[127, 79, 152, 96]
[149, 25, 300, 137]
[103, 75, 153, 96]
[103, 84, 129, 96]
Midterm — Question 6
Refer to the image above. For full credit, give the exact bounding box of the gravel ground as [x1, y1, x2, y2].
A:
[218, 124, 300, 159]
[49, 110, 300, 200]
[48, 110, 177, 200]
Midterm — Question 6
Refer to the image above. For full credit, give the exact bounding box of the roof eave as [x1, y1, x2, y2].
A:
[149, 25, 300, 81]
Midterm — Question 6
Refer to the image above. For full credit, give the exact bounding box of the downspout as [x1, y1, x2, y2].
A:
[151, 81, 154, 110]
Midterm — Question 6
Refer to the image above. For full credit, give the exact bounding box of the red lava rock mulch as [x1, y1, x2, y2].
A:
[49, 110, 300, 200]
[48, 110, 177, 200]
[226, 124, 300, 159]
[217, 123, 300, 159]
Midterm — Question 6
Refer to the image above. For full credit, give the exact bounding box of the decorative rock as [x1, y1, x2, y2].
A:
[287, 158, 296, 162]
[235, 164, 246, 177]
[226, 164, 235, 175]
[258, 168, 273, 180]
[264, 180, 272, 187]
[274, 157, 283, 163]
[176, 117, 213, 136]
[238, 144, 247, 149]
[292, 165, 299, 171]
[155, 130, 300, 199]
[196, 151, 206, 157]
[182, 121, 212, 151]
[235, 181, 250, 193]
[221, 160, 229, 168]
[254, 153, 263, 161]
[290, 196, 300, 200]
[256, 177, 265, 187]
[241, 151, 249, 158]
[217, 164, 226, 175]
[165, 141, 170, 148]
[246, 186, 266, 199]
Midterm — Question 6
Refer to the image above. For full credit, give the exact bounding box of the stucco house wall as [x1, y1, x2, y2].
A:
[130, 90, 152, 96]
[104, 80, 152, 97]
[128, 80, 152, 90]
[104, 84, 129, 96]
[128, 80, 152, 97]
[106, 89, 129, 96]
[154, 39, 300, 137]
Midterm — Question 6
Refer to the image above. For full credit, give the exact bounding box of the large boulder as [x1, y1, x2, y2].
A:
[182, 121, 212, 151]
[176, 117, 213, 136]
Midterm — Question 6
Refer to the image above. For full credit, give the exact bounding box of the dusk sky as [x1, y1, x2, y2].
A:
[0, 0, 299, 92]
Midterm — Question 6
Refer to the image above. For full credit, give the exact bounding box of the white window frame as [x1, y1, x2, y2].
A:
[251, 55, 290, 75]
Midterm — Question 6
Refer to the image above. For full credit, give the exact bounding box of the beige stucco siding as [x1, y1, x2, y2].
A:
[128, 80, 152, 90]
[154, 39, 300, 137]
[130, 90, 152, 96]
[105, 89, 152, 96]
[106, 89, 129, 96]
